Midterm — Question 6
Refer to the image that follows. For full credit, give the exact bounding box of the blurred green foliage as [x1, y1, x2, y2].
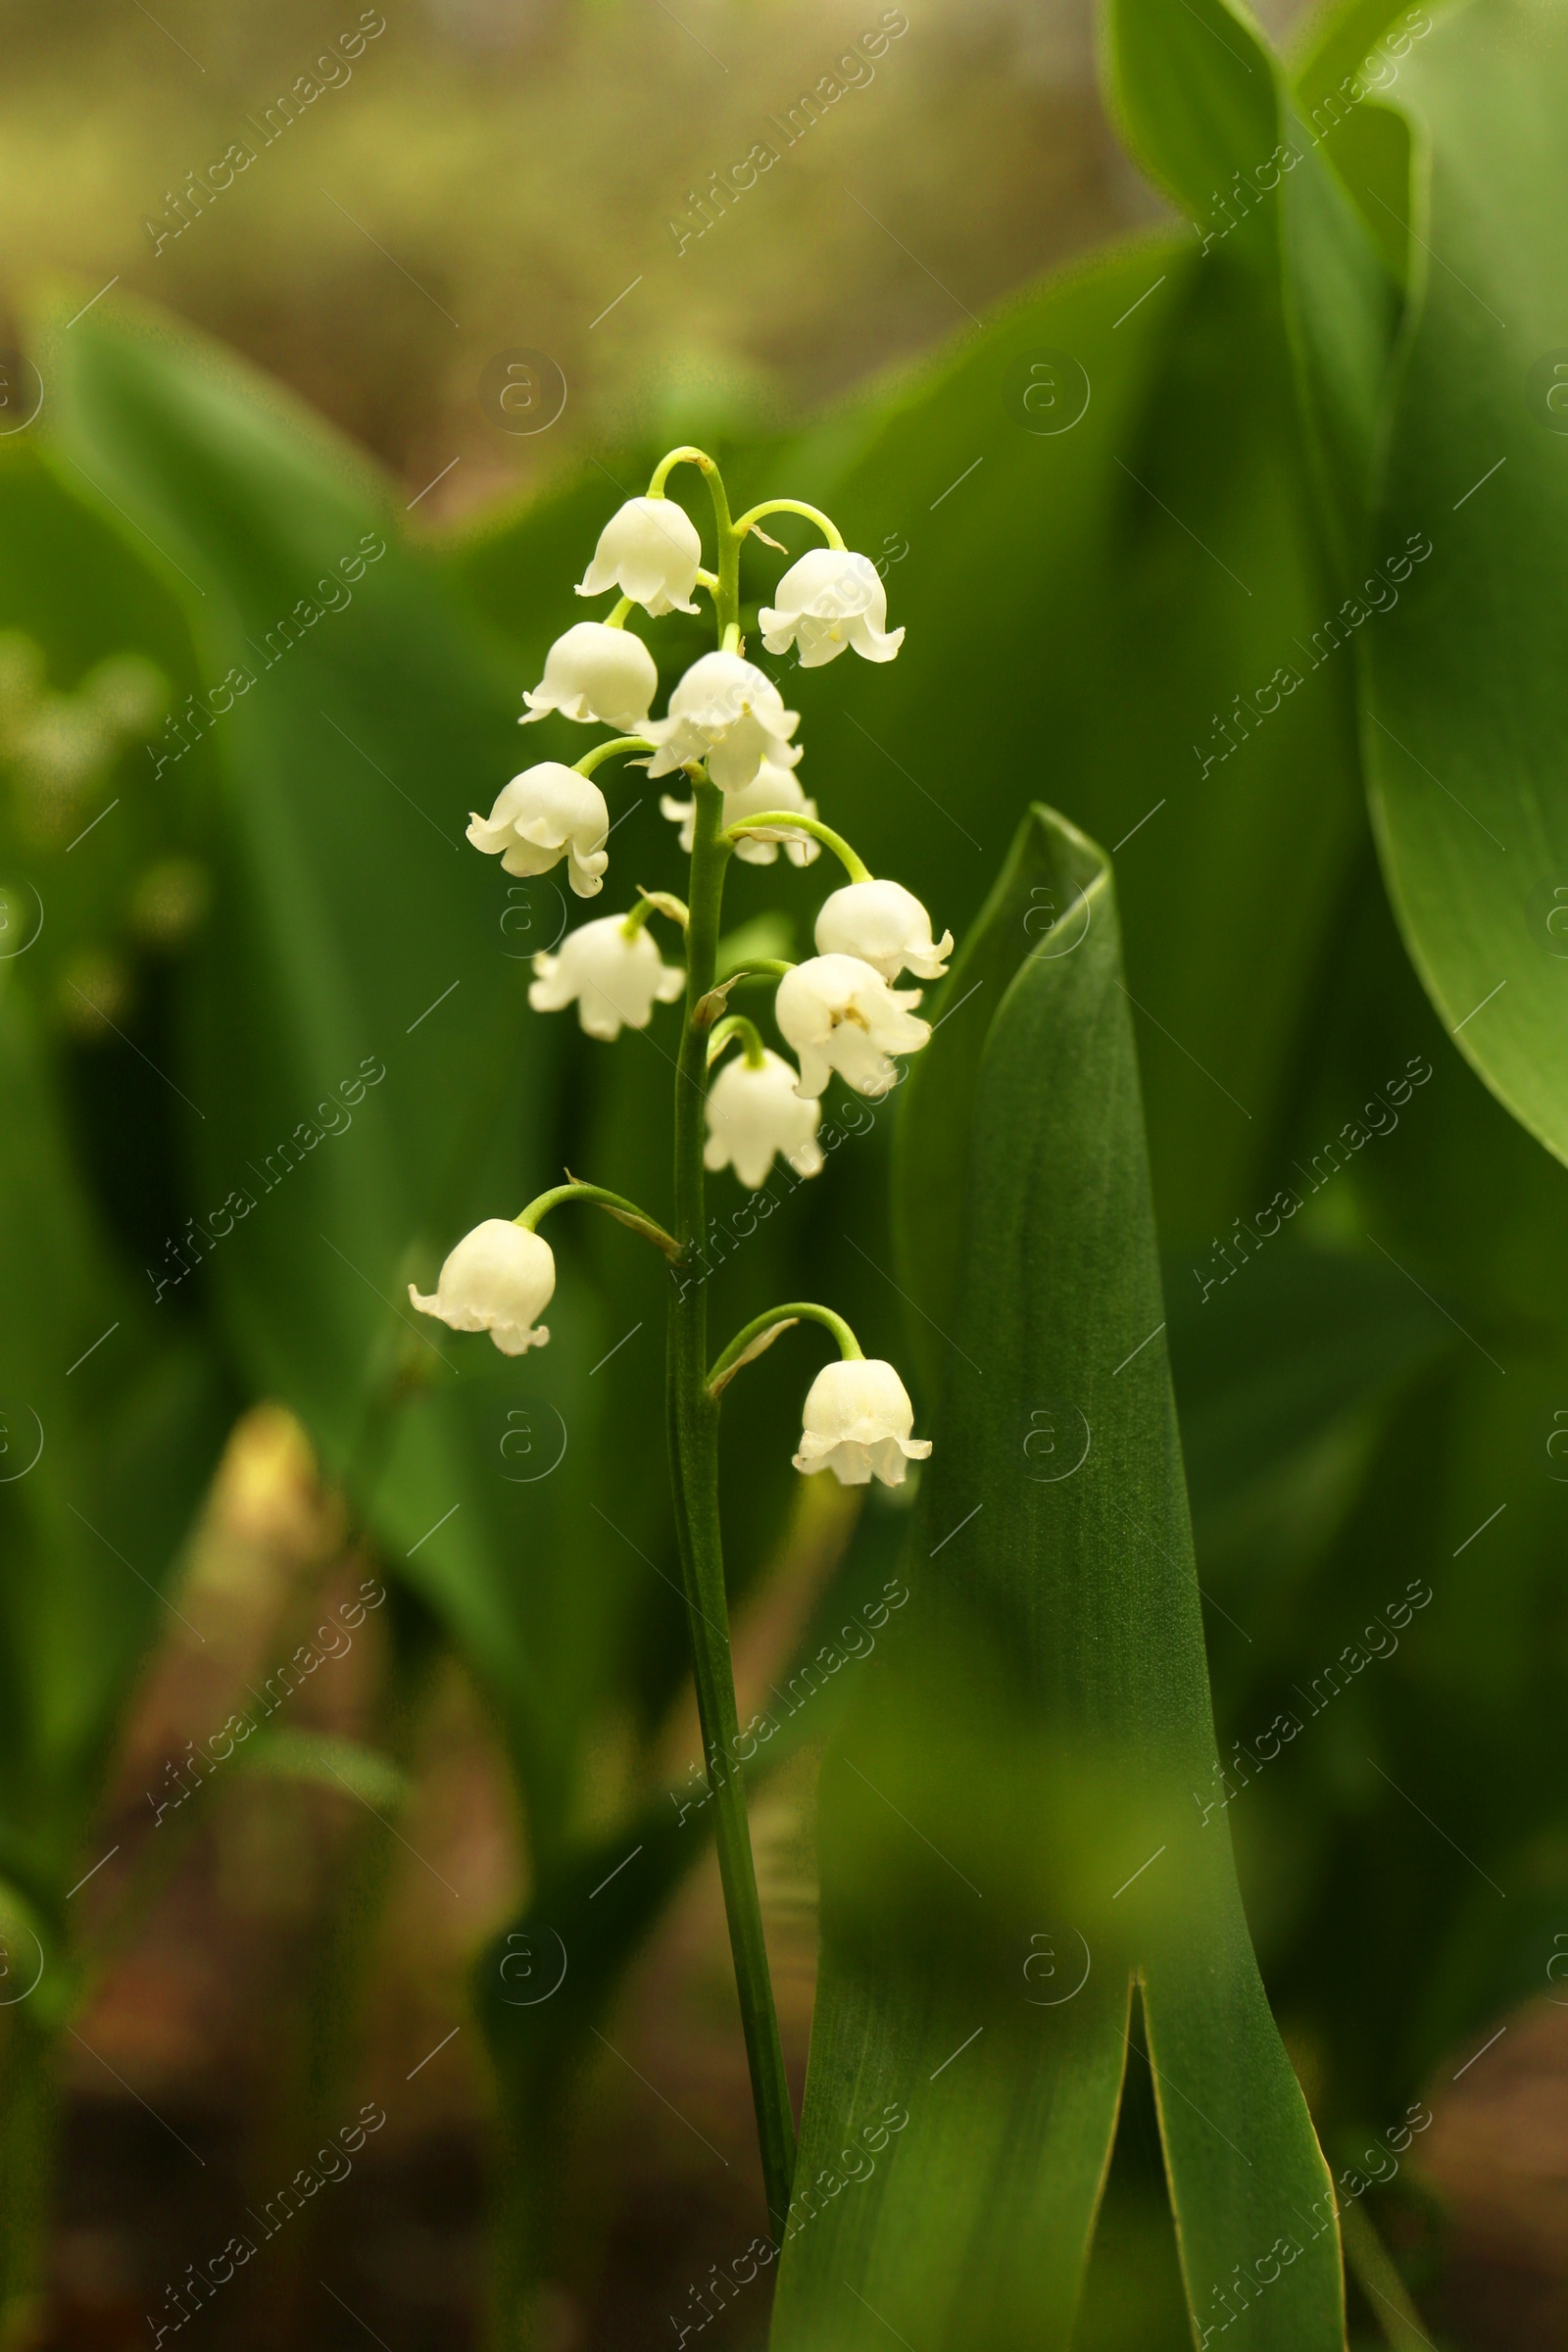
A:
[0, 0, 1565, 2342]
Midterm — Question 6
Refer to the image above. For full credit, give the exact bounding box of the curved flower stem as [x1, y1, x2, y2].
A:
[723, 811, 871, 883]
[647, 443, 715, 496]
[692, 957, 795, 1031]
[514, 1181, 679, 1261]
[707, 1013, 767, 1069]
[603, 595, 635, 629]
[733, 497, 846, 550]
[574, 735, 653, 776]
[709, 1302, 863, 1396]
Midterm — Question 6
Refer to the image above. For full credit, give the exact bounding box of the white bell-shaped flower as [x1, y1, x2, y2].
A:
[759, 549, 904, 668]
[705, 1049, 824, 1190]
[466, 762, 611, 898]
[644, 651, 801, 792]
[814, 879, 953, 980]
[521, 622, 658, 730]
[409, 1219, 554, 1357]
[792, 1357, 931, 1486]
[660, 760, 821, 867]
[529, 913, 685, 1041]
[774, 954, 930, 1100]
[576, 496, 703, 617]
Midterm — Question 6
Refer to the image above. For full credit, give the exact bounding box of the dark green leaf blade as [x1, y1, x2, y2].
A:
[773, 807, 1342, 2350]
[1364, 0, 1568, 1166]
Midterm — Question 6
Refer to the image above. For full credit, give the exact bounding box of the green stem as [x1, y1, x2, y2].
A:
[692, 957, 796, 1030]
[709, 1302, 863, 1396]
[723, 811, 871, 882]
[515, 1182, 678, 1260]
[668, 761, 797, 2235]
[707, 1014, 767, 1069]
[733, 497, 846, 550]
[647, 444, 714, 496]
[573, 735, 653, 776]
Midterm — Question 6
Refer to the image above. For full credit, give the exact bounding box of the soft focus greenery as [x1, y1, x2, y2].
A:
[1, 0, 1565, 2342]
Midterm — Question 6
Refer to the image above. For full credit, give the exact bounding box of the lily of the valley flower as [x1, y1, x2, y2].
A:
[814, 878, 953, 980]
[759, 549, 904, 667]
[466, 761, 611, 898]
[661, 760, 821, 866]
[522, 621, 658, 730]
[644, 652, 801, 792]
[530, 912, 685, 1040]
[792, 1357, 931, 1487]
[705, 1048, 824, 1190]
[409, 1219, 555, 1356]
[774, 954, 930, 1100]
[577, 495, 703, 617]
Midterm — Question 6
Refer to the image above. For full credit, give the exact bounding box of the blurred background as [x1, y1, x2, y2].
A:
[1, 4, 1561, 2351]
[0, 0, 1166, 508]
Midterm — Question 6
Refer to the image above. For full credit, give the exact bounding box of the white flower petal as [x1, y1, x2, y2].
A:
[792, 1358, 928, 1487]
[813, 879, 952, 981]
[704, 1049, 823, 1191]
[521, 622, 658, 730]
[408, 1219, 555, 1356]
[468, 762, 611, 898]
[759, 550, 904, 668]
[529, 913, 685, 1040]
[576, 496, 704, 617]
[774, 954, 930, 1100]
[644, 651, 801, 792]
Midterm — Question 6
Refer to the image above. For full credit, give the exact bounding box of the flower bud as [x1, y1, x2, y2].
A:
[467, 762, 611, 898]
[792, 1358, 931, 1486]
[814, 879, 952, 980]
[522, 622, 658, 730]
[529, 912, 686, 1040]
[705, 1049, 823, 1190]
[759, 549, 904, 667]
[576, 496, 703, 617]
[409, 1219, 555, 1356]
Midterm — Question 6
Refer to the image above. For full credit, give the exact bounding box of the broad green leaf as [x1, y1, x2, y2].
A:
[772, 808, 1342, 2350]
[0, 984, 230, 1912]
[35, 300, 666, 1830]
[1364, 0, 1568, 1167]
[1104, 0, 1401, 568]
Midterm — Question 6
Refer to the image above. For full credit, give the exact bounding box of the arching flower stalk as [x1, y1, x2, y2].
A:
[408, 447, 946, 2240]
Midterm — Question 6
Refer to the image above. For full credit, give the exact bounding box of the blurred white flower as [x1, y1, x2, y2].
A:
[644, 651, 800, 792]
[814, 879, 953, 980]
[409, 1219, 555, 1356]
[529, 913, 685, 1040]
[705, 1049, 824, 1190]
[792, 1357, 931, 1486]
[661, 760, 821, 866]
[774, 953, 930, 1099]
[759, 549, 904, 667]
[466, 762, 611, 898]
[522, 622, 658, 730]
[576, 496, 703, 617]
